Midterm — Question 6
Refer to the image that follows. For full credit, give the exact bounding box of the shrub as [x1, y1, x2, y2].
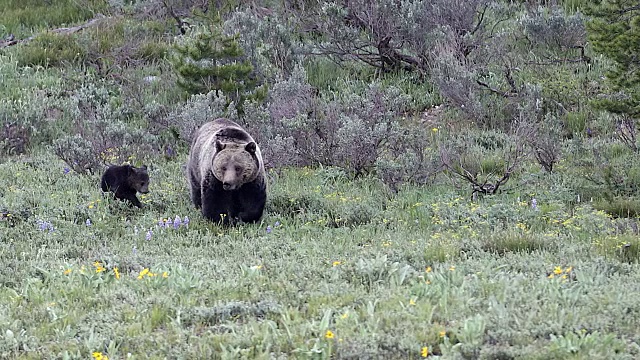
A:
[224, 7, 302, 81]
[52, 80, 159, 174]
[171, 21, 266, 111]
[166, 91, 235, 144]
[0, 122, 30, 157]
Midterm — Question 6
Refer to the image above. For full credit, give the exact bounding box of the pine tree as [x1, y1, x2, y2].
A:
[172, 23, 265, 111]
[586, 0, 640, 116]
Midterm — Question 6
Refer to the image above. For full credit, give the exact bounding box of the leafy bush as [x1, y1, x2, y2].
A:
[52, 80, 159, 174]
[224, 7, 302, 81]
[166, 90, 235, 144]
[244, 66, 411, 176]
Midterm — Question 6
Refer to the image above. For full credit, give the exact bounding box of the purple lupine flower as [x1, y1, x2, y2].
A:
[266, 225, 272, 234]
[274, 221, 281, 227]
[132, 246, 137, 255]
[63, 167, 70, 174]
[158, 219, 165, 228]
[146, 229, 153, 241]
[531, 198, 538, 210]
[85, 219, 92, 226]
[173, 216, 181, 229]
[37, 220, 54, 232]
[183, 216, 190, 227]
[166, 146, 175, 158]
[165, 218, 173, 228]
[37, 220, 46, 231]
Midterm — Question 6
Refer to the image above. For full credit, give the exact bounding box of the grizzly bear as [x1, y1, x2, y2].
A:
[100, 164, 150, 208]
[187, 118, 267, 225]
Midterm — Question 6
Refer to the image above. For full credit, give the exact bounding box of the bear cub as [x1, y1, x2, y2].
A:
[100, 164, 150, 208]
[187, 118, 267, 225]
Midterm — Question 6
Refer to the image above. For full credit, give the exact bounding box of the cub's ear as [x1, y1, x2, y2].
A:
[140, 165, 148, 170]
[215, 140, 226, 152]
[245, 142, 257, 154]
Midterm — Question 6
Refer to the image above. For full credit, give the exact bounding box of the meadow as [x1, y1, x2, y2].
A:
[1, 1, 640, 359]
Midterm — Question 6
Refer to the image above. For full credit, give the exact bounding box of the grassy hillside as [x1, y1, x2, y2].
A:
[1, 1, 640, 359]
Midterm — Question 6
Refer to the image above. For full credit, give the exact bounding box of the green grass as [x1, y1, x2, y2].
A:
[1, 151, 640, 359]
[1, 2, 640, 359]
[0, 0, 109, 38]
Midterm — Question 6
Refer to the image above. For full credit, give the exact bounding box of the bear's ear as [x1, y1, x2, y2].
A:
[215, 140, 226, 152]
[245, 142, 257, 154]
[140, 165, 148, 171]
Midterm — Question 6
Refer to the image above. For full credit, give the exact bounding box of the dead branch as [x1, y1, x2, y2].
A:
[0, 14, 108, 49]
[476, 79, 518, 98]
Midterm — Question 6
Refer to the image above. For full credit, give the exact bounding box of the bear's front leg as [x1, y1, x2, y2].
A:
[116, 188, 143, 208]
[236, 183, 267, 223]
[189, 171, 202, 208]
[201, 187, 231, 225]
[128, 195, 143, 208]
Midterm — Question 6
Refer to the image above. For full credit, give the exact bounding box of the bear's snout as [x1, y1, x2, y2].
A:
[222, 182, 236, 191]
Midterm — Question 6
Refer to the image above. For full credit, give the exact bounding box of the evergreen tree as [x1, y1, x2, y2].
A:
[586, 0, 640, 116]
[172, 22, 265, 111]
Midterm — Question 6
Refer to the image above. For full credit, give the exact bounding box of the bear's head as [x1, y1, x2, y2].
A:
[128, 165, 150, 194]
[212, 141, 259, 191]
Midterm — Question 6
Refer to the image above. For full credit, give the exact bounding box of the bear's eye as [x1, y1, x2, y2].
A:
[221, 166, 227, 171]
[235, 166, 241, 172]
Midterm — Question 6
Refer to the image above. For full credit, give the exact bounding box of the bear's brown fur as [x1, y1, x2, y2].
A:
[187, 118, 266, 225]
[100, 164, 150, 208]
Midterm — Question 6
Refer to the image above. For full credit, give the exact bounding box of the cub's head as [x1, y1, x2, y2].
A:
[128, 165, 150, 194]
[212, 141, 259, 191]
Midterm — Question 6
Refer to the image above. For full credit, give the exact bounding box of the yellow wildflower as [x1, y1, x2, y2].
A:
[162, 271, 169, 278]
[561, 274, 568, 280]
[553, 266, 563, 275]
[548, 274, 555, 279]
[325, 330, 334, 339]
[449, 266, 455, 271]
[92, 352, 109, 360]
[564, 266, 573, 273]
[439, 330, 446, 338]
[94, 261, 105, 273]
[137, 268, 150, 279]
[63, 269, 72, 275]
[113, 267, 120, 279]
[332, 261, 341, 267]
[341, 312, 348, 319]
[432, 127, 438, 133]
[425, 266, 432, 273]
[409, 298, 416, 306]
[421, 346, 429, 357]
